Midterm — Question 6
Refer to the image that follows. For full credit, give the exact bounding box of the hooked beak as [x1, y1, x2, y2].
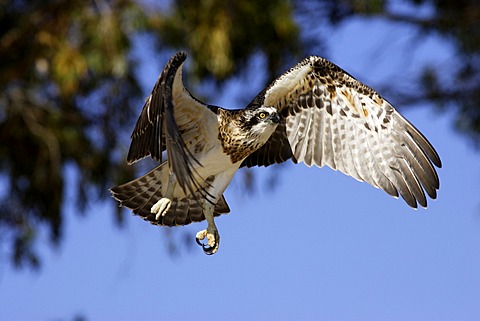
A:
[269, 113, 281, 124]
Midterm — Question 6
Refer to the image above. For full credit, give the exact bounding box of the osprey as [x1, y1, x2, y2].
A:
[110, 51, 441, 255]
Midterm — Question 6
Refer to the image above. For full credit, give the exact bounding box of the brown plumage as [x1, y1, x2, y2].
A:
[111, 51, 441, 255]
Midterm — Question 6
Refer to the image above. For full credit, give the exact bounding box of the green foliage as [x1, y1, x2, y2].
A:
[154, 0, 300, 81]
[1, 0, 479, 270]
[0, 0, 145, 268]
[0, 0, 300, 269]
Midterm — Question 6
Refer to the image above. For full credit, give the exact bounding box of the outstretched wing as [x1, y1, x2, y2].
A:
[242, 56, 442, 208]
[127, 51, 218, 198]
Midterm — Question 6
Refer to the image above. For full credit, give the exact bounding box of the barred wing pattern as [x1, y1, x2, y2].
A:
[127, 51, 218, 199]
[111, 163, 230, 226]
[243, 56, 441, 208]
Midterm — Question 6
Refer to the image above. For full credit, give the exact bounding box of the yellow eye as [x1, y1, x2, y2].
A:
[259, 112, 266, 119]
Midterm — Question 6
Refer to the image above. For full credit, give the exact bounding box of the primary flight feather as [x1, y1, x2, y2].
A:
[111, 51, 441, 254]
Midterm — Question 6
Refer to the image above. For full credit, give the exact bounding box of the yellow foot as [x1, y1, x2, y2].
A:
[195, 228, 220, 255]
[150, 198, 172, 220]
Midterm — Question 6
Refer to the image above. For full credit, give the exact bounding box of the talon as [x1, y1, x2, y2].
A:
[195, 228, 220, 255]
[196, 229, 207, 246]
[151, 198, 172, 220]
[202, 244, 217, 255]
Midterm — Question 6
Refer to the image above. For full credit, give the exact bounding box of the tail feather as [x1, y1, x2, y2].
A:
[110, 163, 230, 227]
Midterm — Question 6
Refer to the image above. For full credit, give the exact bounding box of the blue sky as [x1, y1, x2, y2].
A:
[2, 4, 480, 321]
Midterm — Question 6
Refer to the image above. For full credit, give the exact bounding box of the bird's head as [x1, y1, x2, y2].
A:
[218, 106, 281, 162]
[240, 106, 281, 136]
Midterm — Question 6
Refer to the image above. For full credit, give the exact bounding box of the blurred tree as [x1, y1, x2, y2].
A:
[341, 0, 480, 145]
[0, 0, 478, 270]
[0, 0, 300, 269]
[0, 0, 147, 268]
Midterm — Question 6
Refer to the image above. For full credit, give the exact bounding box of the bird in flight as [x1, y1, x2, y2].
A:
[110, 51, 441, 255]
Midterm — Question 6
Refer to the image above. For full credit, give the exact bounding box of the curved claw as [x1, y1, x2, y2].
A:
[200, 243, 217, 255]
[195, 228, 220, 255]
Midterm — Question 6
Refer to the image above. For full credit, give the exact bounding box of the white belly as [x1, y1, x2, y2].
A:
[164, 141, 241, 202]
[194, 145, 241, 200]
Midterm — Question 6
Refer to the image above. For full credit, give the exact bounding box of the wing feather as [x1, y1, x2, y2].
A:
[343, 116, 363, 182]
[110, 163, 230, 226]
[242, 56, 441, 208]
[126, 51, 218, 201]
[241, 122, 294, 167]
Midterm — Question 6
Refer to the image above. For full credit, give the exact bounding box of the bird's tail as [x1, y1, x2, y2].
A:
[110, 162, 230, 226]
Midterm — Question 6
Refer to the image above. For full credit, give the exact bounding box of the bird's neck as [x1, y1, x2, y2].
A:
[217, 109, 264, 164]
